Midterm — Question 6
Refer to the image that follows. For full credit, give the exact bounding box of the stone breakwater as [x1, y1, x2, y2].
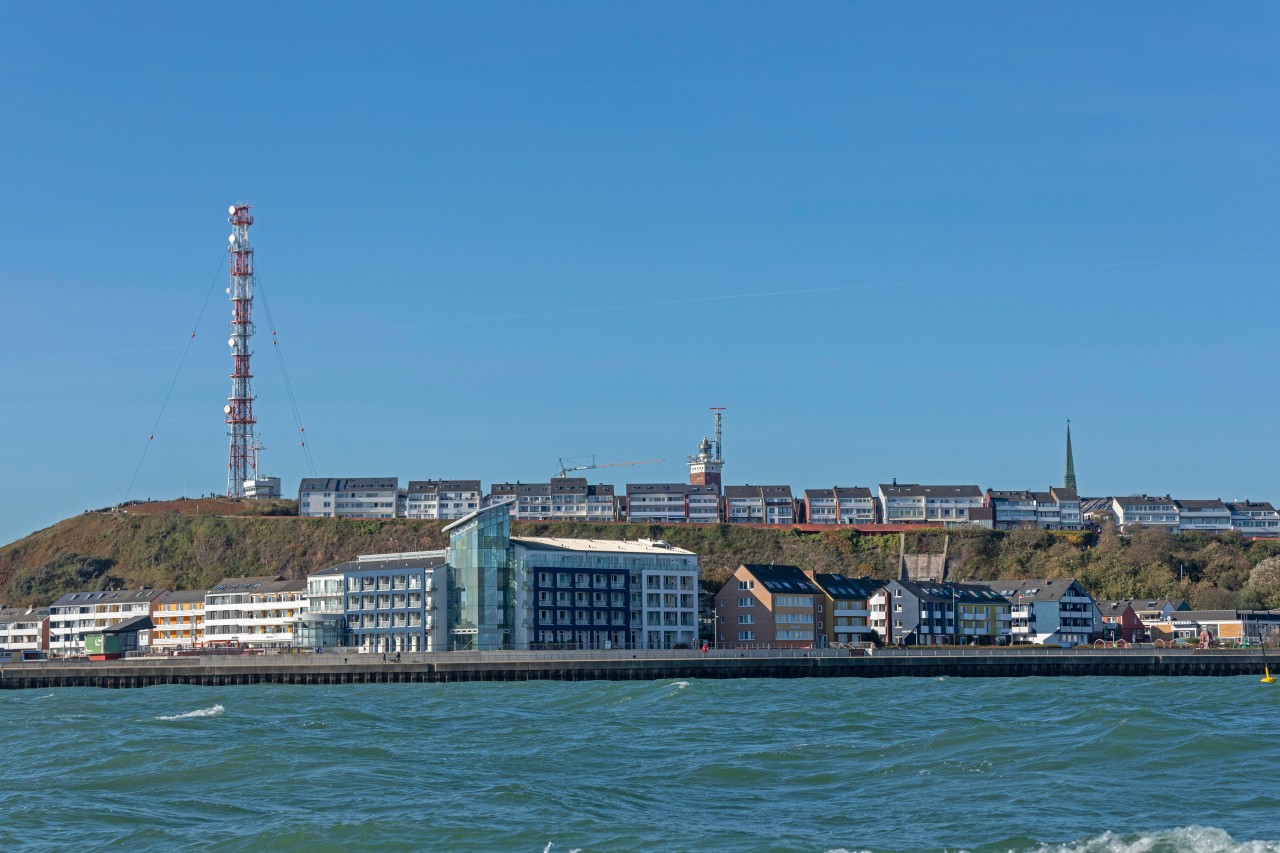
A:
[1, 647, 1272, 689]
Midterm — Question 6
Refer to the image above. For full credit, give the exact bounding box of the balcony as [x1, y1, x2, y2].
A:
[833, 607, 870, 618]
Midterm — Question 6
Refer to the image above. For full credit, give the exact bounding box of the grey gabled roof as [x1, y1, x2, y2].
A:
[96, 614, 153, 634]
[315, 552, 448, 575]
[809, 574, 883, 600]
[0, 606, 48, 623]
[208, 576, 303, 594]
[879, 484, 983, 499]
[1174, 498, 1228, 511]
[971, 578, 1088, 603]
[52, 588, 168, 607]
[1226, 500, 1277, 513]
[1113, 495, 1174, 507]
[738, 564, 819, 594]
[156, 589, 209, 605]
[804, 487, 873, 500]
[724, 485, 794, 500]
[299, 477, 397, 491]
[407, 480, 481, 495]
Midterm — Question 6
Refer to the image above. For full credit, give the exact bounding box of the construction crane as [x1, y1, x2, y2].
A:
[553, 456, 664, 479]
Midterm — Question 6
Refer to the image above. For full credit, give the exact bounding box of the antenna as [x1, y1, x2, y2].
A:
[710, 407, 725, 462]
[225, 204, 260, 497]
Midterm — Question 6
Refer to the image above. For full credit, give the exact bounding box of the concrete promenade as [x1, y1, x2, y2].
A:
[1, 647, 1274, 689]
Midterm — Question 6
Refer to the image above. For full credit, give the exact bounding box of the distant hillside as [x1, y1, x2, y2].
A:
[3, 501, 1279, 608]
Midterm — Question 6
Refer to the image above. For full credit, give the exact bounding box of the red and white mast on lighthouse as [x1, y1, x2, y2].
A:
[225, 204, 260, 497]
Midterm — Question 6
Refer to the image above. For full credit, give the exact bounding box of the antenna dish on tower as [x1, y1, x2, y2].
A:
[228, 205, 237, 214]
[228, 234, 236, 243]
[224, 404, 232, 414]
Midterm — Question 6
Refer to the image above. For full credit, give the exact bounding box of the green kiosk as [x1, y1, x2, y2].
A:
[85, 614, 153, 661]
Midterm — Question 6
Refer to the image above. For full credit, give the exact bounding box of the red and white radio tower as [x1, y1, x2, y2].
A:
[225, 204, 260, 497]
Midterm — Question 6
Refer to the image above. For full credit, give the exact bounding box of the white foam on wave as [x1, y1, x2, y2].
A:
[156, 704, 224, 721]
[825, 828, 1279, 853]
[1027, 826, 1280, 853]
[671, 681, 690, 689]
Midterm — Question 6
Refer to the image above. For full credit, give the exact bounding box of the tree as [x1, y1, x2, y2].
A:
[1246, 556, 1280, 609]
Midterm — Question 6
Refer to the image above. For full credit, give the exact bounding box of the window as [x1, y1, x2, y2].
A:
[738, 631, 755, 642]
[737, 597, 753, 608]
[737, 580, 755, 590]
[738, 613, 754, 624]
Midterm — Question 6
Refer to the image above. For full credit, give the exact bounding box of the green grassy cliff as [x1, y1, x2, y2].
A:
[3, 503, 1278, 608]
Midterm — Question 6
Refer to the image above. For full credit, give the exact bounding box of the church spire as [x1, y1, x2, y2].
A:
[1064, 420, 1077, 493]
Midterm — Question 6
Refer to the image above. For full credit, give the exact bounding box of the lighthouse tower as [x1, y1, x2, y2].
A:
[688, 408, 725, 491]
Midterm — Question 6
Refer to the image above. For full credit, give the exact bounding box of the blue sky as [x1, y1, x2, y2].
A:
[1, 3, 1278, 545]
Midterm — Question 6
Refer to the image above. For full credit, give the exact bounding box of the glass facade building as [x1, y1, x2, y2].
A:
[445, 503, 514, 650]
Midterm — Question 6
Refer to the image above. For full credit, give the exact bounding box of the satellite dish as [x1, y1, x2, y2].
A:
[228, 234, 236, 244]
[228, 338, 236, 347]
[225, 288, 231, 294]
[228, 205, 237, 214]
[224, 404, 232, 414]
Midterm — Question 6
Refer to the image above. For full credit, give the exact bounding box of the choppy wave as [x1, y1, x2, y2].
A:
[1024, 826, 1280, 853]
[4, 679, 1280, 852]
[155, 703, 224, 721]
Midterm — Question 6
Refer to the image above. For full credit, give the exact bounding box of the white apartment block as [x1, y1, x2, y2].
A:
[298, 477, 398, 519]
[1111, 495, 1179, 530]
[489, 479, 617, 522]
[1175, 499, 1232, 533]
[1227, 501, 1280, 537]
[986, 487, 1082, 530]
[309, 552, 449, 653]
[878, 483, 984, 524]
[976, 578, 1098, 646]
[625, 483, 721, 523]
[0, 606, 48, 653]
[203, 576, 308, 648]
[723, 485, 795, 525]
[404, 480, 481, 520]
[150, 589, 207, 650]
[48, 588, 167, 655]
[804, 487, 875, 524]
[511, 536, 700, 649]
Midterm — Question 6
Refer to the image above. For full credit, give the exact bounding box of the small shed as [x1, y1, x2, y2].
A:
[86, 615, 154, 661]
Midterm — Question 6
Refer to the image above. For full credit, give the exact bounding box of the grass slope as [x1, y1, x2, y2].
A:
[3, 504, 1279, 608]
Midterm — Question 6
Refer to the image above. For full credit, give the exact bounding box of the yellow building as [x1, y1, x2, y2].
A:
[150, 589, 207, 650]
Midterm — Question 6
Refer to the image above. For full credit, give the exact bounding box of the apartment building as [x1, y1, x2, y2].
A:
[723, 486, 795, 525]
[974, 578, 1097, 646]
[0, 606, 48, 654]
[1174, 499, 1232, 533]
[403, 480, 481, 520]
[805, 573, 882, 646]
[986, 487, 1083, 530]
[714, 564, 819, 647]
[48, 588, 168, 655]
[869, 581, 1010, 646]
[512, 536, 699, 650]
[1095, 600, 1141, 642]
[308, 551, 448, 653]
[149, 589, 207, 650]
[625, 483, 721, 524]
[878, 483, 984, 525]
[1110, 495, 1178, 531]
[489, 479, 617, 522]
[203, 577, 308, 648]
[1227, 501, 1280, 537]
[803, 487, 876, 525]
[298, 478, 398, 519]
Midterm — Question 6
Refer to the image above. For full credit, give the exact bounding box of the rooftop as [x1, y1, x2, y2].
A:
[513, 537, 696, 556]
[737, 564, 820, 594]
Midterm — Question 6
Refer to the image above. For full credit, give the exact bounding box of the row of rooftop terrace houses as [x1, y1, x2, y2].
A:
[295, 478, 1280, 536]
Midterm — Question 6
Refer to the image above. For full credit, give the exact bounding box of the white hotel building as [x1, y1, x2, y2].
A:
[0, 606, 49, 654]
[804, 487, 876, 524]
[403, 480, 481, 521]
[878, 483, 985, 524]
[625, 483, 721, 524]
[48, 588, 167, 655]
[298, 478, 399, 519]
[203, 576, 308, 648]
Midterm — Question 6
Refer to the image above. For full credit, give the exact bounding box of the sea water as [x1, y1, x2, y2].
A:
[1, 676, 1278, 852]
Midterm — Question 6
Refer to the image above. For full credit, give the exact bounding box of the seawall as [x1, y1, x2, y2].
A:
[1, 647, 1273, 689]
